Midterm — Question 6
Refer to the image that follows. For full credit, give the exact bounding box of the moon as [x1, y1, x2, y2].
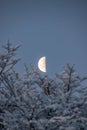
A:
[38, 56, 46, 72]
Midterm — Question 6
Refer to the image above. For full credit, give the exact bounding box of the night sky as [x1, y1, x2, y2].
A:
[0, 0, 87, 77]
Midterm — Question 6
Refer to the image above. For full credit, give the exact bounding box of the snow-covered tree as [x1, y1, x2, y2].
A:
[0, 42, 87, 130]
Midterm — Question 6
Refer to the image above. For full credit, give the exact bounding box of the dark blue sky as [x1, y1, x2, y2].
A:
[0, 0, 87, 76]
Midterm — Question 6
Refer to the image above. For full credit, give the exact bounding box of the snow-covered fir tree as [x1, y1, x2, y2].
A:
[0, 43, 87, 130]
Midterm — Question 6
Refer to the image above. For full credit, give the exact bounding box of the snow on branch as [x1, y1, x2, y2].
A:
[0, 43, 87, 130]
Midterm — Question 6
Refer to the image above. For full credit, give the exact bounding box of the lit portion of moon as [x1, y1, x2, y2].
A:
[38, 56, 46, 72]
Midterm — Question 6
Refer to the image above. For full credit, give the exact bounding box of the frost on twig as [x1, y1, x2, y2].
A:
[0, 43, 87, 130]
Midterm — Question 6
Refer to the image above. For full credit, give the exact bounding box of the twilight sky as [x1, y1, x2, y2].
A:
[0, 0, 87, 76]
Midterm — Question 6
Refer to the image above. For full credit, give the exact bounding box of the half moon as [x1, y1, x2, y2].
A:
[38, 56, 46, 72]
